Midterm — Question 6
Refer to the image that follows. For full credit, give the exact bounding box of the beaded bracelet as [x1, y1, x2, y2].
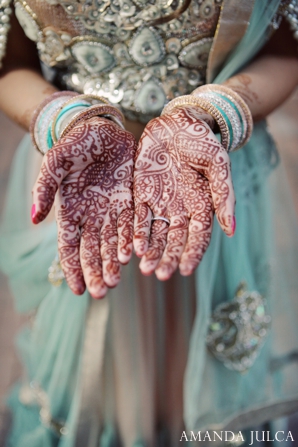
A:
[192, 84, 253, 152]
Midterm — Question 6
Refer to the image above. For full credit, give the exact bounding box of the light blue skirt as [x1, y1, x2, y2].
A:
[1, 121, 298, 447]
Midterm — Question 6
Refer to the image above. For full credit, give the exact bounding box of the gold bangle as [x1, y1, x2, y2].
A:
[162, 95, 230, 151]
[60, 104, 125, 140]
[193, 84, 253, 149]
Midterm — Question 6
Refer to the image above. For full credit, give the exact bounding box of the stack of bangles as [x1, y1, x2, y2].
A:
[161, 84, 253, 153]
[30, 91, 125, 155]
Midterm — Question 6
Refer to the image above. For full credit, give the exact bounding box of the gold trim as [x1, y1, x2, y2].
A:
[148, 0, 191, 26]
[206, 0, 255, 83]
[69, 35, 112, 49]
[14, 0, 42, 27]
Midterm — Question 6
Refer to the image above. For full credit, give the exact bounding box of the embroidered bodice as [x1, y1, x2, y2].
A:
[0, 0, 297, 122]
[13, 0, 223, 121]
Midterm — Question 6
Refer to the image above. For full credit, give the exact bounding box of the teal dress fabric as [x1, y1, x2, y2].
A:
[1, 0, 298, 445]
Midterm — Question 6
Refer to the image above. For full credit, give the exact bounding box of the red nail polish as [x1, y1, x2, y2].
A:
[231, 216, 236, 235]
[31, 204, 36, 223]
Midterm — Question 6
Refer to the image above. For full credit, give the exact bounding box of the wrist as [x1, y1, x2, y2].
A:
[178, 105, 216, 130]
[191, 84, 253, 152]
[30, 92, 125, 155]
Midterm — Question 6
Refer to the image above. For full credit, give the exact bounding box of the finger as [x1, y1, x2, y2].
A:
[206, 148, 235, 236]
[117, 208, 134, 265]
[100, 217, 121, 288]
[155, 215, 188, 281]
[31, 148, 71, 224]
[139, 219, 168, 276]
[80, 223, 107, 299]
[133, 203, 152, 257]
[179, 209, 213, 276]
[57, 220, 86, 296]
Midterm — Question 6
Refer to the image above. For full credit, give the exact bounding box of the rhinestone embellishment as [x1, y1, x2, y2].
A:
[206, 283, 271, 372]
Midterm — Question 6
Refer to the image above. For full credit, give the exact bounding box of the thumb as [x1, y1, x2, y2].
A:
[207, 148, 236, 237]
[31, 148, 71, 224]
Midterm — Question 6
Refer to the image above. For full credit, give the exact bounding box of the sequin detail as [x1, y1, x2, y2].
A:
[48, 254, 65, 287]
[14, 0, 223, 122]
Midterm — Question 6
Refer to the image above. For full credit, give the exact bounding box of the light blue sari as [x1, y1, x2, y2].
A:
[1, 1, 298, 446]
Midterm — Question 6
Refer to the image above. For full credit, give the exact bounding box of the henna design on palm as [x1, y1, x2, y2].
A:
[32, 117, 137, 298]
[133, 106, 235, 280]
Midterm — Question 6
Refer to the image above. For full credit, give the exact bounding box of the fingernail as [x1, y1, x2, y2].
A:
[179, 267, 192, 276]
[232, 216, 236, 235]
[91, 293, 105, 300]
[228, 216, 236, 237]
[31, 204, 37, 224]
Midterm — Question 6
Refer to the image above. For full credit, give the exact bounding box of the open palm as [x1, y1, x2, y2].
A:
[133, 107, 235, 280]
[32, 117, 137, 298]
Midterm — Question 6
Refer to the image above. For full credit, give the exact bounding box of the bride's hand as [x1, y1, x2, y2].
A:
[133, 106, 235, 280]
[32, 117, 137, 298]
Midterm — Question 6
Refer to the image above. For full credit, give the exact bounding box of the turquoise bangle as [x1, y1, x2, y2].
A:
[54, 102, 90, 140]
[210, 102, 234, 152]
[47, 125, 54, 149]
[213, 92, 244, 136]
[47, 103, 90, 151]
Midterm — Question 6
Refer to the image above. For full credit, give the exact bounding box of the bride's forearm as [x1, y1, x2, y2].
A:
[223, 21, 298, 122]
[0, 68, 57, 130]
[0, 13, 57, 130]
[223, 54, 298, 122]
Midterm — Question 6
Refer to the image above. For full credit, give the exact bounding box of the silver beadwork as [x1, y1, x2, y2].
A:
[71, 40, 116, 74]
[14, 0, 223, 121]
[282, 0, 298, 40]
[206, 283, 271, 372]
[48, 254, 65, 287]
[0, 0, 12, 68]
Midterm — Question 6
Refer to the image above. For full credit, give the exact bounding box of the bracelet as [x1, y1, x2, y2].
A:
[161, 95, 231, 151]
[51, 94, 112, 144]
[54, 102, 90, 140]
[192, 84, 253, 151]
[30, 92, 125, 155]
[30, 91, 78, 155]
[60, 104, 125, 140]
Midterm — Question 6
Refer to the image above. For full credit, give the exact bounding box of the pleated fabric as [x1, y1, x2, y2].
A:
[185, 122, 298, 433]
[1, 122, 298, 447]
[0, 136, 197, 447]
